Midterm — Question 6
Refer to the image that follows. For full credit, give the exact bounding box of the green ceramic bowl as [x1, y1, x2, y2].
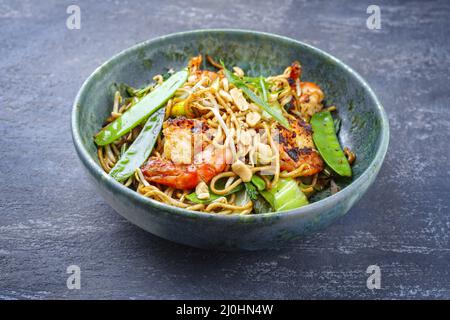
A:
[72, 29, 389, 250]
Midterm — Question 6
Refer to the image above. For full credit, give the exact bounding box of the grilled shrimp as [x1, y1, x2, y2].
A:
[277, 119, 324, 176]
[141, 156, 224, 190]
[141, 117, 231, 190]
[300, 82, 324, 103]
[287, 61, 324, 118]
[298, 82, 324, 118]
[288, 61, 302, 84]
[188, 54, 219, 82]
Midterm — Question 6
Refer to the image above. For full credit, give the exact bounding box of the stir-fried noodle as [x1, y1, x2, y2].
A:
[96, 55, 355, 214]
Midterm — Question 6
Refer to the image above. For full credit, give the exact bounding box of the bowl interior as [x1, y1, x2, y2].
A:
[74, 30, 384, 206]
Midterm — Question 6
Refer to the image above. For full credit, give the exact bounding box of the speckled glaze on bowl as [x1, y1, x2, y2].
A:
[71, 29, 389, 250]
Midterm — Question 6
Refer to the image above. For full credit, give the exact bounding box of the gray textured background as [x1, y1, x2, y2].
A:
[1, 0, 449, 299]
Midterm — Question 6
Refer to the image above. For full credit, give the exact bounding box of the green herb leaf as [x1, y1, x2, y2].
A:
[220, 62, 291, 129]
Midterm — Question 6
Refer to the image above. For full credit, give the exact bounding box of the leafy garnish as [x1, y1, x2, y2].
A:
[221, 61, 291, 129]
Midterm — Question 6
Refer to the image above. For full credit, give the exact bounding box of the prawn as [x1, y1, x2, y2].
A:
[141, 117, 231, 190]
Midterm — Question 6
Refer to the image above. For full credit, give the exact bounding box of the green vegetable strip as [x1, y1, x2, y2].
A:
[240, 75, 268, 101]
[251, 175, 266, 191]
[259, 76, 268, 102]
[185, 185, 244, 204]
[108, 108, 165, 182]
[222, 64, 291, 129]
[260, 178, 309, 211]
[242, 76, 261, 83]
[310, 111, 352, 177]
[95, 69, 188, 146]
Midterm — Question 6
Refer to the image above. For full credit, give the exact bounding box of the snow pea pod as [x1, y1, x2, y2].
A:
[311, 111, 352, 177]
[251, 175, 266, 191]
[95, 69, 188, 146]
[108, 108, 165, 182]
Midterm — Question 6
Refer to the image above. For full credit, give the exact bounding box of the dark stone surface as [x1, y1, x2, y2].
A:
[0, 0, 449, 299]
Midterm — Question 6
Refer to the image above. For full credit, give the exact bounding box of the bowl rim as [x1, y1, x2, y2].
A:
[71, 28, 390, 222]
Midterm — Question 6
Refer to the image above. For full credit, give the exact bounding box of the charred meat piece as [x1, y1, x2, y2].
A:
[277, 119, 324, 175]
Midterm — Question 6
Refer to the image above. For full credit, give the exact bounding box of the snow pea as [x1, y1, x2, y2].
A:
[109, 108, 165, 182]
[310, 111, 352, 177]
[251, 175, 266, 191]
[95, 69, 188, 146]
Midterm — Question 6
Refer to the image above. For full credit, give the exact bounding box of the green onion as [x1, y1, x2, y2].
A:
[221, 63, 291, 129]
[259, 76, 268, 102]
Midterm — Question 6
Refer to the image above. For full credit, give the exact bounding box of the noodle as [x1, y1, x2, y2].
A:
[280, 163, 310, 178]
[210, 172, 243, 195]
[96, 55, 354, 214]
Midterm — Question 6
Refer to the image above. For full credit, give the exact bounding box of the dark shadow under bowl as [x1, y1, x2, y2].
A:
[72, 29, 389, 250]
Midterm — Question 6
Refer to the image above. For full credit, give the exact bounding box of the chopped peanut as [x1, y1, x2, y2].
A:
[240, 130, 253, 146]
[231, 160, 252, 182]
[256, 143, 273, 165]
[233, 66, 245, 77]
[230, 88, 249, 111]
[246, 111, 261, 127]
[219, 89, 233, 102]
[195, 181, 210, 200]
[221, 78, 229, 91]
